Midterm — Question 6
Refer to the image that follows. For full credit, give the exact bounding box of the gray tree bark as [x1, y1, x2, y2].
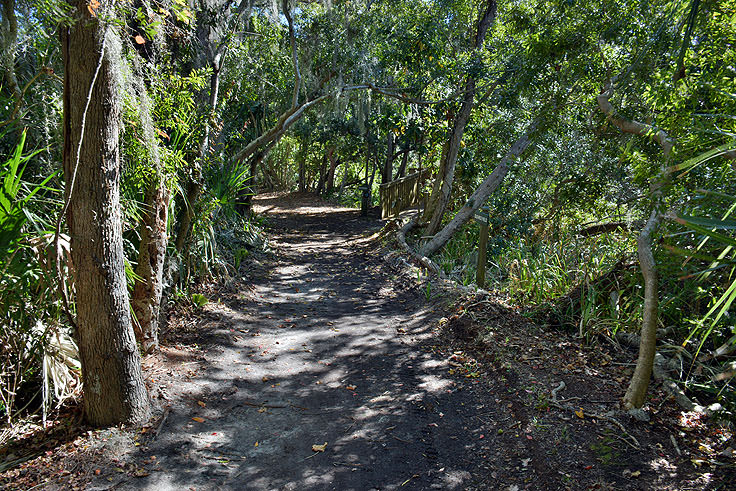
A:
[132, 179, 170, 354]
[423, 0, 497, 236]
[420, 120, 537, 257]
[62, 5, 150, 426]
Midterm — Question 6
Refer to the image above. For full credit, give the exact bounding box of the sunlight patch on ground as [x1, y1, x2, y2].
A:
[417, 373, 453, 392]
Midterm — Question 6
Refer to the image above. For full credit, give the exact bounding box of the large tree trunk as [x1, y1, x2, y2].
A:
[423, 0, 497, 236]
[420, 120, 538, 257]
[132, 179, 170, 354]
[62, 9, 150, 426]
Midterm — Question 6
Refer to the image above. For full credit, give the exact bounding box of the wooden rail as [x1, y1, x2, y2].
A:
[378, 168, 431, 219]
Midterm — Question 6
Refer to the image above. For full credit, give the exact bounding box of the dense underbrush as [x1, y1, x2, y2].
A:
[425, 215, 736, 420]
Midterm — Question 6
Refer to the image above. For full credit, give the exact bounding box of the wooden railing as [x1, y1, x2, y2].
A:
[378, 168, 431, 219]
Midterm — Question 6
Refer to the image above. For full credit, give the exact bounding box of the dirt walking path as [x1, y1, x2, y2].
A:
[72, 193, 731, 491]
[100, 193, 494, 490]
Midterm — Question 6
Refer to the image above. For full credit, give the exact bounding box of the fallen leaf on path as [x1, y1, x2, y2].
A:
[258, 407, 267, 413]
[312, 442, 327, 452]
[197, 401, 206, 407]
[262, 376, 269, 382]
[575, 408, 584, 419]
[192, 417, 205, 423]
[254, 441, 259, 447]
[346, 385, 357, 391]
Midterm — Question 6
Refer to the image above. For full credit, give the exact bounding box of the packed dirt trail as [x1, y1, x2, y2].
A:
[77, 193, 732, 491]
[108, 193, 492, 490]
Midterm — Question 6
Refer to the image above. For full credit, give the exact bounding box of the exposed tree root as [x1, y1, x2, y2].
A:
[549, 381, 640, 450]
[395, 217, 445, 278]
[614, 333, 707, 414]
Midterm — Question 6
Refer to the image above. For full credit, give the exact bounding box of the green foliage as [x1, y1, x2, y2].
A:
[191, 293, 208, 308]
[0, 132, 74, 426]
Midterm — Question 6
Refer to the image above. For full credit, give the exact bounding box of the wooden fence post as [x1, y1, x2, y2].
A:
[474, 207, 489, 287]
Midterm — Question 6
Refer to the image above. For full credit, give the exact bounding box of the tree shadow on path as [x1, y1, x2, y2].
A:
[102, 192, 486, 490]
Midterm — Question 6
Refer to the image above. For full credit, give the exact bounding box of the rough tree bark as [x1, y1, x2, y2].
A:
[423, 0, 497, 236]
[420, 119, 538, 257]
[61, 5, 150, 425]
[0, 0, 20, 103]
[597, 79, 674, 409]
[132, 178, 170, 354]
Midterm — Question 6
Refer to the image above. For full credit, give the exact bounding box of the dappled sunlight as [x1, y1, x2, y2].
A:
[110, 193, 476, 490]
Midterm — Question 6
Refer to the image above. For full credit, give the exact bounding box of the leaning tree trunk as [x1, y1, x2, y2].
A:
[423, 0, 497, 236]
[132, 179, 170, 354]
[423, 79, 478, 236]
[395, 148, 409, 180]
[420, 119, 538, 257]
[423, 140, 450, 222]
[62, 8, 150, 426]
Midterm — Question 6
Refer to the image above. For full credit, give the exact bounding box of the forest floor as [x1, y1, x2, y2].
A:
[1, 192, 734, 490]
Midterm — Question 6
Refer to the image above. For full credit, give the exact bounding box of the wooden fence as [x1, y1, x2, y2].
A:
[378, 168, 432, 219]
